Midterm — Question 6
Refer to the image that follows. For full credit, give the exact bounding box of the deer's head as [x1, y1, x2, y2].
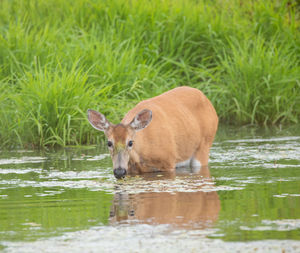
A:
[87, 109, 152, 179]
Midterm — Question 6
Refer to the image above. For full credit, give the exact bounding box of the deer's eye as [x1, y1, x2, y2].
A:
[107, 141, 113, 148]
[128, 140, 133, 147]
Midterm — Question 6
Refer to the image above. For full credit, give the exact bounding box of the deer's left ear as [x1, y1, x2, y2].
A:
[130, 109, 152, 131]
[87, 109, 111, 132]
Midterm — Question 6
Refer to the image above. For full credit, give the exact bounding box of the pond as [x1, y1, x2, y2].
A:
[0, 126, 300, 252]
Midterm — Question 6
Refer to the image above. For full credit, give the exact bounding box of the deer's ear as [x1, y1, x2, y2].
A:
[87, 109, 111, 132]
[130, 109, 152, 131]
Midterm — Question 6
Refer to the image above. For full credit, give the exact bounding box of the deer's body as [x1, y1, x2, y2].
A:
[88, 86, 218, 178]
[122, 86, 218, 173]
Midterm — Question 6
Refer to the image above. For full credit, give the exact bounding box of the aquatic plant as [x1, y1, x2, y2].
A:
[0, 0, 299, 147]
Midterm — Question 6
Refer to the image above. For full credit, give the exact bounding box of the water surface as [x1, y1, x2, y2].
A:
[0, 126, 300, 252]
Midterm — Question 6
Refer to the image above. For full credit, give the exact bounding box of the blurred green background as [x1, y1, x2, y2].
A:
[0, 0, 299, 148]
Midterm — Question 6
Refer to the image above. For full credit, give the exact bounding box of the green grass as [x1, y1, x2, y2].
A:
[0, 0, 299, 147]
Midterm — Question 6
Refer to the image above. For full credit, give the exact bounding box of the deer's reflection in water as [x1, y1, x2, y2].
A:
[109, 166, 220, 229]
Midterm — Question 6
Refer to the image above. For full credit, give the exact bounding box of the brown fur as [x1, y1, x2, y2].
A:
[121, 86, 218, 173]
[109, 124, 128, 146]
[89, 86, 218, 174]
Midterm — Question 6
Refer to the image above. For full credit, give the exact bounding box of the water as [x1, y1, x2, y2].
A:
[0, 126, 300, 252]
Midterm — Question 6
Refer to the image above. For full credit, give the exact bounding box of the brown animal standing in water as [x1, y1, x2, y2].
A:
[87, 86, 218, 179]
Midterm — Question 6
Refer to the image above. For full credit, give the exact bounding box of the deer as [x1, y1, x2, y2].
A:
[87, 86, 218, 179]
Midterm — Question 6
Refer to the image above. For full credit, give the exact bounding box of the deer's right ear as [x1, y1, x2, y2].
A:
[87, 109, 111, 132]
[130, 109, 152, 131]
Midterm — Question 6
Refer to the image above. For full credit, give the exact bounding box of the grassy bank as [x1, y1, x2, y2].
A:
[0, 0, 299, 147]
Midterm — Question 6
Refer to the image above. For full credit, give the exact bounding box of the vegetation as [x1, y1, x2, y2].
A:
[0, 0, 299, 147]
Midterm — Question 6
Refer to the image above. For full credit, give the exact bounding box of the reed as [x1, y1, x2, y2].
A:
[0, 0, 299, 147]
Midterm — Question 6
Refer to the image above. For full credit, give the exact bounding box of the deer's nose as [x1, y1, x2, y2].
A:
[113, 168, 127, 179]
